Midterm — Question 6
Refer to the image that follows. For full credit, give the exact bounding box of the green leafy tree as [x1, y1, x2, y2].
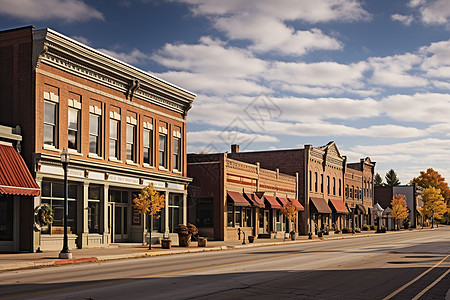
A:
[385, 169, 401, 186]
[422, 187, 447, 223]
[374, 173, 384, 186]
[391, 194, 409, 230]
[133, 184, 165, 249]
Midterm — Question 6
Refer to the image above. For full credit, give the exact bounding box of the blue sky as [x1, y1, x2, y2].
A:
[1, 0, 450, 184]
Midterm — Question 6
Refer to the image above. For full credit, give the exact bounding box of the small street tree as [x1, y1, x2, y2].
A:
[391, 194, 409, 230]
[385, 169, 401, 186]
[281, 202, 297, 234]
[421, 187, 447, 226]
[133, 184, 165, 249]
[374, 173, 384, 186]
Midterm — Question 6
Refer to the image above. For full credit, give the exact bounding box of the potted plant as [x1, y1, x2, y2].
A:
[248, 235, 255, 243]
[317, 231, 323, 238]
[161, 237, 172, 249]
[289, 231, 296, 240]
[175, 224, 191, 247]
[188, 223, 198, 240]
[198, 237, 207, 247]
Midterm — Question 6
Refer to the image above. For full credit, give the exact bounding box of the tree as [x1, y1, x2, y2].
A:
[421, 187, 447, 225]
[281, 202, 297, 234]
[374, 173, 384, 186]
[385, 169, 401, 186]
[411, 168, 450, 204]
[391, 194, 409, 230]
[133, 184, 165, 249]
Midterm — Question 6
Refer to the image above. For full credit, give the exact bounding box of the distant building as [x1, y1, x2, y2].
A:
[374, 184, 423, 229]
[188, 152, 303, 241]
[0, 26, 195, 252]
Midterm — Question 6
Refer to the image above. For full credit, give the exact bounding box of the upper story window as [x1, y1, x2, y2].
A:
[109, 109, 121, 160]
[173, 130, 181, 172]
[89, 104, 102, 156]
[327, 176, 330, 195]
[143, 121, 153, 166]
[309, 171, 312, 191]
[332, 177, 336, 195]
[321, 174, 324, 193]
[126, 115, 137, 163]
[314, 172, 318, 192]
[43, 88, 59, 147]
[159, 125, 168, 169]
[339, 179, 342, 196]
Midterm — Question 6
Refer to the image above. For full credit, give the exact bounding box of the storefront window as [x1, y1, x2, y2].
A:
[168, 194, 180, 232]
[227, 205, 234, 227]
[88, 186, 101, 233]
[195, 197, 213, 227]
[0, 195, 13, 241]
[245, 208, 252, 227]
[234, 207, 241, 227]
[41, 181, 78, 235]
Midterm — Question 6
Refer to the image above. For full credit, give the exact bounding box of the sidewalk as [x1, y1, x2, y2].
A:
[0, 228, 434, 272]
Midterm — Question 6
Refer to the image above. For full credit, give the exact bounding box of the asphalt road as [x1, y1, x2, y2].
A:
[1, 227, 449, 300]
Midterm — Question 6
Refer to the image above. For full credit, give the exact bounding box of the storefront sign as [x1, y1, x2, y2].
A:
[167, 183, 185, 191]
[68, 168, 84, 178]
[108, 174, 140, 185]
[132, 206, 141, 225]
[87, 171, 105, 180]
[142, 179, 166, 189]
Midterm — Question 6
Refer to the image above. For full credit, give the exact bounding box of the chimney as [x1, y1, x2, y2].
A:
[231, 144, 239, 153]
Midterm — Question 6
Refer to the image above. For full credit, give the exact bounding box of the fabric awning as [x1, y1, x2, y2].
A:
[264, 195, 282, 209]
[227, 191, 251, 207]
[244, 193, 265, 208]
[276, 197, 289, 206]
[328, 199, 349, 214]
[355, 203, 366, 214]
[310, 197, 332, 214]
[0, 144, 40, 196]
[288, 198, 305, 211]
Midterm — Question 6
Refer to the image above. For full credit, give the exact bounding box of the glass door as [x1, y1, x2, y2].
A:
[114, 205, 128, 242]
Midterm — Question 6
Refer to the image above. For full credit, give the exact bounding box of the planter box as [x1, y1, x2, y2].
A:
[161, 239, 171, 249]
[178, 234, 191, 247]
[198, 237, 207, 247]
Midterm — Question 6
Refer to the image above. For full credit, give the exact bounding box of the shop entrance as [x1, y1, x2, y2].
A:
[109, 190, 129, 243]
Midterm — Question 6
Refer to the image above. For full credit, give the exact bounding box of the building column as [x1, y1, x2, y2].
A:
[33, 179, 42, 252]
[80, 182, 89, 248]
[103, 184, 110, 245]
[164, 191, 169, 236]
[182, 191, 187, 225]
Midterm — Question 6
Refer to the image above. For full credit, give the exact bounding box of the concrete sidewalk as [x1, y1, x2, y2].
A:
[0, 228, 434, 272]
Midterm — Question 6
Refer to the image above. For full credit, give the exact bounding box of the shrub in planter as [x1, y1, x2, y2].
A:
[198, 237, 207, 247]
[248, 235, 255, 243]
[342, 228, 352, 233]
[370, 225, 376, 230]
[354, 228, 361, 233]
[317, 231, 323, 237]
[161, 238, 171, 249]
[362, 224, 370, 231]
[175, 224, 191, 247]
[334, 230, 341, 234]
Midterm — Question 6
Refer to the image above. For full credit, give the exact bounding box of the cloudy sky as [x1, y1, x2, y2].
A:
[1, 0, 449, 184]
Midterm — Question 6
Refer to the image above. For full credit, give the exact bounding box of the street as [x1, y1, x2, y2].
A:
[1, 228, 449, 300]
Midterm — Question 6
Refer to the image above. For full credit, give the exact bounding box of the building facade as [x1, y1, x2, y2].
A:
[188, 152, 303, 241]
[0, 26, 195, 251]
[228, 142, 375, 235]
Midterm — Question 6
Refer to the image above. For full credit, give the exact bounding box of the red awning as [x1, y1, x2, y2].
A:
[244, 193, 265, 208]
[329, 199, 349, 214]
[310, 197, 332, 214]
[227, 191, 251, 207]
[276, 197, 289, 206]
[0, 144, 40, 196]
[288, 198, 305, 211]
[264, 195, 282, 209]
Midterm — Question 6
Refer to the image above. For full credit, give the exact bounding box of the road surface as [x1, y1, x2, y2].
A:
[1, 227, 449, 299]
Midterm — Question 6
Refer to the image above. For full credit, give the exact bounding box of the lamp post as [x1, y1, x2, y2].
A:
[431, 208, 434, 229]
[59, 148, 72, 259]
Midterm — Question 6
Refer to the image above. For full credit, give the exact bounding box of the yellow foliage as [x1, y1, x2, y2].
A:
[391, 194, 409, 220]
[422, 187, 447, 219]
[280, 202, 297, 222]
[133, 184, 165, 217]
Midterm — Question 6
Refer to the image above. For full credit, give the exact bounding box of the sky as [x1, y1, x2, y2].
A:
[1, 0, 449, 184]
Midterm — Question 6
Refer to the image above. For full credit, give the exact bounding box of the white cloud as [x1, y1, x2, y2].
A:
[417, 0, 450, 25]
[96, 48, 149, 65]
[368, 53, 427, 87]
[187, 130, 279, 145]
[70, 35, 91, 45]
[420, 39, 450, 78]
[0, 0, 104, 22]
[391, 14, 414, 26]
[382, 93, 450, 123]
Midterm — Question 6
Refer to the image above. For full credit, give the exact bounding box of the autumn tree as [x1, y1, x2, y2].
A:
[281, 202, 297, 234]
[391, 194, 409, 230]
[385, 169, 401, 186]
[421, 187, 447, 225]
[133, 184, 165, 249]
[374, 173, 383, 186]
[411, 168, 450, 204]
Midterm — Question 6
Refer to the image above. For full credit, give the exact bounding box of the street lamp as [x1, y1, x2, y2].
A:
[59, 148, 72, 259]
[431, 208, 434, 229]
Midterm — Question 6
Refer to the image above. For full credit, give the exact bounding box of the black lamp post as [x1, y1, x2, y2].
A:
[59, 148, 72, 259]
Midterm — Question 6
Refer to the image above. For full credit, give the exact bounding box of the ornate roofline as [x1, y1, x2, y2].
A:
[32, 28, 195, 116]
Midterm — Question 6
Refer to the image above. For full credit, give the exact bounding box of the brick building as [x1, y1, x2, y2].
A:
[0, 26, 195, 251]
[188, 151, 303, 241]
[228, 142, 375, 235]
